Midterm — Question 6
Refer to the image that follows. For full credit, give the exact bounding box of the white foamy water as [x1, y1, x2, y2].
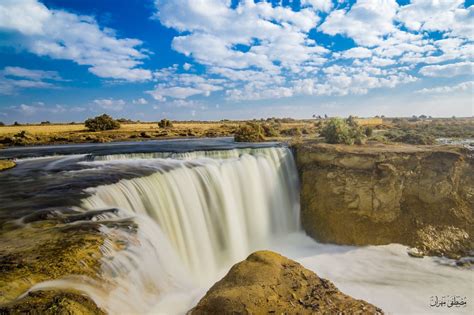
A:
[39, 147, 472, 315]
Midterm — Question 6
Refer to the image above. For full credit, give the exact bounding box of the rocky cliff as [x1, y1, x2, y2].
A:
[190, 250, 382, 314]
[294, 142, 473, 259]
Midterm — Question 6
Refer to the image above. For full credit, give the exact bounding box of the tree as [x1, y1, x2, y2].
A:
[0, 122, 4, 126]
[84, 114, 120, 131]
[158, 119, 173, 128]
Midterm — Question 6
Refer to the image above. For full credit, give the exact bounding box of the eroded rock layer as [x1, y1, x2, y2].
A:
[295, 142, 473, 259]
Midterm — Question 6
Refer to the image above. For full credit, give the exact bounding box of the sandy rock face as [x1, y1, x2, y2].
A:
[190, 250, 383, 314]
[295, 142, 473, 259]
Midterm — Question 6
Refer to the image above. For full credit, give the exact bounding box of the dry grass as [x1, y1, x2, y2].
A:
[0, 121, 319, 147]
[0, 122, 241, 136]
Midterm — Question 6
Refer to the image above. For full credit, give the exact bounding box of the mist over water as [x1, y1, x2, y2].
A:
[3, 141, 473, 314]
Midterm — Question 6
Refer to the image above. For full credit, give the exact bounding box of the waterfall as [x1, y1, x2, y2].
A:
[81, 147, 300, 281]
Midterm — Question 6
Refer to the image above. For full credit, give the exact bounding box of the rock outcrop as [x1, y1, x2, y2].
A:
[0, 160, 15, 171]
[190, 250, 383, 314]
[0, 290, 105, 315]
[295, 142, 473, 259]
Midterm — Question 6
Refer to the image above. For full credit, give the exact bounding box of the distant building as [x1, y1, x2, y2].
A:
[353, 118, 383, 126]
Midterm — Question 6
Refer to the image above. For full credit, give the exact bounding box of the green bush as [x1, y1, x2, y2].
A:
[234, 123, 265, 142]
[321, 118, 358, 145]
[158, 119, 173, 128]
[262, 124, 280, 137]
[84, 114, 120, 131]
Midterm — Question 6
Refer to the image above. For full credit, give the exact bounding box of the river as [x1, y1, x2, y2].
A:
[0, 138, 472, 314]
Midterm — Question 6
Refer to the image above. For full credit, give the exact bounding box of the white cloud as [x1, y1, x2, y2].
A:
[397, 0, 473, 39]
[319, 0, 399, 46]
[182, 63, 192, 71]
[301, 0, 333, 12]
[416, 81, 474, 94]
[3, 66, 62, 81]
[0, 66, 62, 94]
[0, 0, 151, 82]
[93, 98, 126, 111]
[133, 98, 148, 105]
[148, 66, 224, 100]
[339, 47, 372, 59]
[18, 104, 39, 115]
[155, 0, 324, 72]
[419, 62, 473, 77]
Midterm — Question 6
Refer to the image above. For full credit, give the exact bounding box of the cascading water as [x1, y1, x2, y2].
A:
[4, 142, 472, 315]
[82, 148, 299, 277]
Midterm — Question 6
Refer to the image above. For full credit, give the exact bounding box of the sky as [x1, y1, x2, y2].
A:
[0, 0, 473, 123]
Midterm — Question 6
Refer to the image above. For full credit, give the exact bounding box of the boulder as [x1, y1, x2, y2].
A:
[190, 250, 383, 314]
[294, 142, 474, 259]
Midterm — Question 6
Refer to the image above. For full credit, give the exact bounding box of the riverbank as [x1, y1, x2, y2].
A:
[0, 121, 317, 147]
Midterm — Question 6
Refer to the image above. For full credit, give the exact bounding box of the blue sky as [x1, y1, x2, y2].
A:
[0, 0, 472, 123]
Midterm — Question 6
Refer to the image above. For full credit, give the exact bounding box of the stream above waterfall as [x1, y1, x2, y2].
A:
[0, 138, 472, 314]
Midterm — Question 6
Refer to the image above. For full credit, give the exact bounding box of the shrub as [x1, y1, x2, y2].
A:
[365, 126, 374, 137]
[234, 123, 265, 142]
[262, 124, 280, 137]
[40, 121, 51, 125]
[84, 114, 120, 131]
[385, 129, 435, 145]
[320, 118, 356, 145]
[158, 119, 173, 128]
[281, 127, 302, 137]
[13, 121, 21, 126]
[0, 122, 4, 126]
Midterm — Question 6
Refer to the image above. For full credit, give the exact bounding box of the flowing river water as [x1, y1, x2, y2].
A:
[0, 138, 472, 314]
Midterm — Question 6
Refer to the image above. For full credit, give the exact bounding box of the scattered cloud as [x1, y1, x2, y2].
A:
[151, 0, 472, 102]
[147, 65, 224, 101]
[0, 66, 63, 95]
[133, 97, 148, 105]
[93, 98, 126, 111]
[319, 0, 399, 47]
[0, 0, 151, 82]
[419, 61, 473, 78]
[415, 81, 474, 94]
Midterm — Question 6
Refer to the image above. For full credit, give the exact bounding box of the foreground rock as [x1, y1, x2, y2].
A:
[295, 142, 473, 259]
[190, 250, 383, 314]
[0, 290, 105, 315]
[0, 208, 133, 311]
[0, 160, 15, 171]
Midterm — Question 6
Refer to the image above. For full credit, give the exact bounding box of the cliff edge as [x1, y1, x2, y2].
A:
[294, 142, 473, 259]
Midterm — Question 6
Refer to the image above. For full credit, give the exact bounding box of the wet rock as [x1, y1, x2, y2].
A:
[295, 142, 473, 259]
[189, 250, 383, 314]
[407, 247, 424, 258]
[0, 289, 105, 314]
[414, 225, 471, 259]
[140, 131, 152, 138]
[0, 222, 104, 304]
[0, 160, 15, 172]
